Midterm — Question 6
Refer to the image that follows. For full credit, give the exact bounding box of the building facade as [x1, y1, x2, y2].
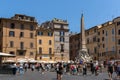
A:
[69, 33, 80, 61]
[53, 18, 69, 62]
[36, 24, 54, 62]
[0, 14, 37, 62]
[37, 18, 70, 62]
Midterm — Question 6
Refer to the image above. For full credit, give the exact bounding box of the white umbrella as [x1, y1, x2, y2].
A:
[0, 52, 15, 57]
[17, 58, 28, 63]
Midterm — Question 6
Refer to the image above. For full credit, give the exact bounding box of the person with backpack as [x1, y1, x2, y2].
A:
[107, 60, 114, 80]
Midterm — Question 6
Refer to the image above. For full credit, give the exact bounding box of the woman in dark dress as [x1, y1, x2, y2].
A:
[107, 61, 114, 80]
[57, 63, 63, 80]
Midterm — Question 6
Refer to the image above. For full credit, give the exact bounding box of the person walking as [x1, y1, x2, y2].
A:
[19, 63, 24, 75]
[107, 60, 114, 80]
[24, 63, 28, 72]
[57, 63, 63, 80]
[94, 61, 99, 76]
[116, 61, 120, 79]
[12, 63, 17, 75]
[82, 62, 87, 76]
[90, 61, 94, 74]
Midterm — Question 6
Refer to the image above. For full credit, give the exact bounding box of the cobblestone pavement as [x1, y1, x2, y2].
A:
[0, 70, 118, 80]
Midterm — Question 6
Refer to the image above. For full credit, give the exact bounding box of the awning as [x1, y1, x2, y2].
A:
[0, 52, 15, 57]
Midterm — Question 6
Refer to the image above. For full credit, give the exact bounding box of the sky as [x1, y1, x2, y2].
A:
[0, 0, 120, 33]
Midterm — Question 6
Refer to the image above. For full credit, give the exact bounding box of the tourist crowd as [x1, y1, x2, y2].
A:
[11, 60, 120, 80]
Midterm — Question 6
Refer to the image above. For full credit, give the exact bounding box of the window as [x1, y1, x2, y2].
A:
[117, 21, 120, 26]
[106, 31, 108, 36]
[98, 38, 100, 42]
[30, 52, 33, 56]
[9, 31, 15, 37]
[118, 30, 120, 35]
[98, 32, 100, 35]
[10, 41, 14, 47]
[9, 51, 15, 55]
[119, 50, 120, 54]
[94, 29, 96, 33]
[39, 40, 42, 44]
[112, 29, 114, 35]
[38, 31, 43, 35]
[118, 39, 120, 45]
[49, 48, 52, 54]
[102, 37, 104, 41]
[19, 52, 24, 56]
[30, 25, 34, 31]
[94, 47, 97, 53]
[20, 32, 24, 37]
[49, 40, 52, 45]
[60, 37, 64, 42]
[102, 30, 104, 34]
[61, 24, 63, 28]
[20, 42, 24, 49]
[103, 44, 105, 48]
[39, 47, 42, 54]
[93, 37, 96, 42]
[87, 32, 89, 35]
[48, 32, 53, 36]
[30, 42, 33, 48]
[112, 36, 115, 42]
[10, 23, 15, 29]
[87, 38, 89, 43]
[20, 24, 24, 30]
[60, 44, 64, 52]
[60, 31, 64, 36]
[30, 33, 33, 38]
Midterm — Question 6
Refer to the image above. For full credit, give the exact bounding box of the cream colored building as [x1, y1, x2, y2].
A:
[86, 26, 98, 60]
[36, 26, 54, 62]
[0, 14, 37, 62]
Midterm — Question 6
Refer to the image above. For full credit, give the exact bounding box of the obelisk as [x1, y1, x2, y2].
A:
[78, 14, 91, 62]
[80, 14, 87, 52]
